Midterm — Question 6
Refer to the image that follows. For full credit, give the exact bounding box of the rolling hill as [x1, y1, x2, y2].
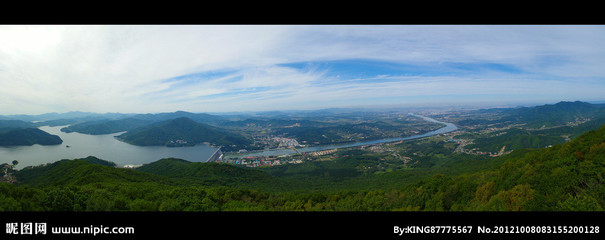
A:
[503, 101, 605, 128]
[115, 117, 251, 151]
[13, 156, 171, 187]
[135, 158, 276, 186]
[58, 111, 228, 135]
[60, 118, 154, 135]
[0, 128, 63, 146]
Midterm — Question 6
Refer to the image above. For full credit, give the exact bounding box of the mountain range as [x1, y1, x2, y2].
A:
[2, 101, 605, 150]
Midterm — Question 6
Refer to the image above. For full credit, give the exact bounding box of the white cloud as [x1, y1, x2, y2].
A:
[0, 25, 604, 114]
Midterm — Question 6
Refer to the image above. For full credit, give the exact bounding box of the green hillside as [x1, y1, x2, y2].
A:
[136, 158, 276, 186]
[0, 119, 37, 131]
[13, 156, 173, 187]
[60, 118, 153, 135]
[503, 101, 605, 128]
[58, 111, 228, 135]
[465, 128, 566, 153]
[115, 117, 251, 152]
[0, 128, 62, 146]
[397, 125, 605, 211]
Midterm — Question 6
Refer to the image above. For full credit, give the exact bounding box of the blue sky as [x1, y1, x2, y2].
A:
[1, 25, 604, 114]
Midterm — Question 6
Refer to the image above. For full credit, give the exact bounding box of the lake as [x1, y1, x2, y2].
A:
[0, 125, 218, 169]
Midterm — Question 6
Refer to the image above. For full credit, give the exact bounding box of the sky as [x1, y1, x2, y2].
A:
[1, 25, 605, 114]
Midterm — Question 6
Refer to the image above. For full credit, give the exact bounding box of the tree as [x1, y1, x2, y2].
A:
[557, 194, 603, 211]
[485, 184, 535, 211]
[471, 181, 495, 208]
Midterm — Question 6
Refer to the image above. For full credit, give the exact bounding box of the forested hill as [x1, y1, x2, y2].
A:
[0, 128, 62, 146]
[0, 119, 37, 130]
[454, 101, 605, 129]
[57, 111, 228, 136]
[115, 117, 250, 151]
[503, 101, 605, 128]
[403, 123, 605, 211]
[12, 156, 170, 187]
[60, 118, 153, 135]
[135, 158, 276, 186]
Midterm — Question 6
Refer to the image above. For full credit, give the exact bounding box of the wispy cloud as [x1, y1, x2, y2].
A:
[0, 25, 604, 114]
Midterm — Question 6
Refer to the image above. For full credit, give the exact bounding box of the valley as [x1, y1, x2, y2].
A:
[1, 101, 605, 212]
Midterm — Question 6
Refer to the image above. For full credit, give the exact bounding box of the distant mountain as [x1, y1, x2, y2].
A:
[503, 101, 605, 128]
[61, 118, 154, 135]
[457, 101, 604, 128]
[131, 111, 226, 125]
[35, 119, 81, 127]
[0, 128, 62, 146]
[115, 117, 251, 151]
[1, 111, 134, 122]
[58, 111, 229, 135]
[0, 120, 37, 133]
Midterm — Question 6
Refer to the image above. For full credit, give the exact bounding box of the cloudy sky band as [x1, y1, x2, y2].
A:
[0, 25, 604, 114]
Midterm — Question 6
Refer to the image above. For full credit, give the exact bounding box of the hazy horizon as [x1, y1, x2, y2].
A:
[0, 99, 601, 117]
[2, 25, 605, 115]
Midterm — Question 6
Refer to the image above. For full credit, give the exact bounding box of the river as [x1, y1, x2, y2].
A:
[231, 114, 458, 158]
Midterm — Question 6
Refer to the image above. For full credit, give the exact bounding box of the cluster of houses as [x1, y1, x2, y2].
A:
[167, 139, 188, 146]
[234, 156, 283, 168]
[230, 148, 340, 168]
[274, 137, 301, 148]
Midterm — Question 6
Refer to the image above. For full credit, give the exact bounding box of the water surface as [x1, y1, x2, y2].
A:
[0, 125, 217, 169]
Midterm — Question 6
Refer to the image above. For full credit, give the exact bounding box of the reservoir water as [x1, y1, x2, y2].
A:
[234, 114, 458, 158]
[0, 125, 218, 169]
